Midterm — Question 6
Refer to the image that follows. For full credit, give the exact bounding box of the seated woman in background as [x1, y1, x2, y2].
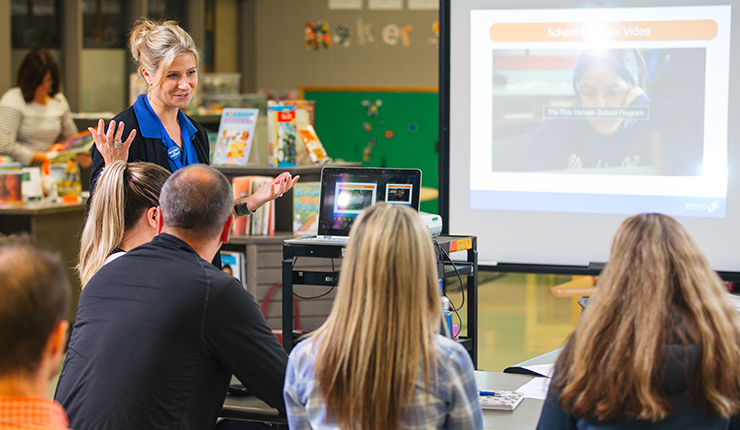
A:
[77, 160, 170, 287]
[537, 213, 740, 429]
[0, 49, 79, 165]
[283, 203, 484, 430]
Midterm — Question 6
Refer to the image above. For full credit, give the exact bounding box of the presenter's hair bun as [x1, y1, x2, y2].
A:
[129, 19, 199, 90]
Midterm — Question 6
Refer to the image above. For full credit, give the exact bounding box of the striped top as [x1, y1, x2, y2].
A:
[0, 87, 77, 165]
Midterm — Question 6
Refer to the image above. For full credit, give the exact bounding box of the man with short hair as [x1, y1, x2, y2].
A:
[0, 241, 71, 429]
[55, 165, 288, 430]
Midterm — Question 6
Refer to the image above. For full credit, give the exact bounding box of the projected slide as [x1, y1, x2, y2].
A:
[385, 184, 414, 205]
[469, 6, 729, 217]
[334, 182, 377, 214]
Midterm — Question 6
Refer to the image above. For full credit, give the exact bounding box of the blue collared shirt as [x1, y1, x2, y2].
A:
[132, 93, 199, 172]
[284, 334, 484, 430]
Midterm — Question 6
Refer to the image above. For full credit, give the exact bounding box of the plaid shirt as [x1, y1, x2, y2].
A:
[284, 334, 484, 430]
[0, 397, 69, 429]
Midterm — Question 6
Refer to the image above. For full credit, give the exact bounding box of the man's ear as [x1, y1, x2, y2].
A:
[147, 207, 158, 229]
[219, 214, 234, 244]
[156, 206, 164, 233]
[44, 320, 69, 381]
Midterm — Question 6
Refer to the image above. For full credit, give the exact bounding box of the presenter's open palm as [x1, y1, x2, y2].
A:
[88, 119, 136, 166]
[249, 172, 300, 210]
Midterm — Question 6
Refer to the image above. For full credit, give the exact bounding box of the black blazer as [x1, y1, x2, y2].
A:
[88, 106, 220, 267]
[89, 105, 211, 199]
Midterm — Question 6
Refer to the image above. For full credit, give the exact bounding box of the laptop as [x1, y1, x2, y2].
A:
[285, 166, 422, 246]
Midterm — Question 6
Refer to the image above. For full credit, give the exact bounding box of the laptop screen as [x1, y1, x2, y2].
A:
[317, 167, 422, 236]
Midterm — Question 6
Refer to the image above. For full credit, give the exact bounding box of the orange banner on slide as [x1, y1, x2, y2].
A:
[490, 20, 717, 42]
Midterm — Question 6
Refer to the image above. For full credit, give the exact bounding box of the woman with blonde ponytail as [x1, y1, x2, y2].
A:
[537, 213, 740, 430]
[77, 161, 170, 287]
[283, 203, 483, 429]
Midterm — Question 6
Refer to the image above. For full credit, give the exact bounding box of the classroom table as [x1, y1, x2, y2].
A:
[220, 371, 545, 429]
[0, 200, 86, 323]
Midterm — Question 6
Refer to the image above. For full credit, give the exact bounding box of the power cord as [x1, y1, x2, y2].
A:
[291, 256, 338, 300]
[433, 240, 466, 312]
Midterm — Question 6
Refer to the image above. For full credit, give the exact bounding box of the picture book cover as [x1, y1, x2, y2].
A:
[293, 181, 320, 236]
[267, 104, 297, 168]
[297, 124, 330, 164]
[220, 250, 245, 288]
[212, 108, 259, 166]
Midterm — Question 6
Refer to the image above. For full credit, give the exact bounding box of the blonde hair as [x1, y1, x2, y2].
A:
[129, 18, 199, 93]
[311, 203, 441, 429]
[77, 161, 170, 288]
[555, 213, 740, 421]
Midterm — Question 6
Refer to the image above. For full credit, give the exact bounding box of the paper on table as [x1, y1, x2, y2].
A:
[521, 364, 554, 378]
[516, 377, 551, 400]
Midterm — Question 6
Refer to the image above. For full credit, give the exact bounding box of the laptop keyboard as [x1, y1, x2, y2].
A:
[314, 236, 349, 243]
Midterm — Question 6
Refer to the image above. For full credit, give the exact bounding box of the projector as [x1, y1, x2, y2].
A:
[419, 212, 443, 237]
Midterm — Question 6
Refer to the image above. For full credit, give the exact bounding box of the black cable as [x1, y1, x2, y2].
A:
[438, 244, 466, 312]
[293, 286, 336, 300]
[451, 306, 462, 340]
[291, 256, 337, 300]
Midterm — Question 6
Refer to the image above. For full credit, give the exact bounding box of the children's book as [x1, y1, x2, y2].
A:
[297, 125, 330, 164]
[293, 181, 320, 236]
[212, 108, 259, 166]
[220, 251, 245, 288]
[478, 391, 525, 411]
[46, 130, 95, 161]
[267, 104, 297, 167]
[231, 175, 276, 236]
[267, 100, 315, 167]
[232, 176, 253, 236]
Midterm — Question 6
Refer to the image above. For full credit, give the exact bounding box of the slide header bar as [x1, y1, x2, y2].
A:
[490, 20, 717, 42]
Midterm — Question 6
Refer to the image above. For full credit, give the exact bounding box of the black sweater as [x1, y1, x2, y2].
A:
[536, 343, 740, 430]
[54, 234, 288, 430]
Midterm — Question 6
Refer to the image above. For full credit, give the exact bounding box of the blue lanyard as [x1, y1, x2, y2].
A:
[140, 96, 198, 172]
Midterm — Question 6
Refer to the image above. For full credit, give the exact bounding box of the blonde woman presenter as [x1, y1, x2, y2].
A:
[87, 19, 297, 212]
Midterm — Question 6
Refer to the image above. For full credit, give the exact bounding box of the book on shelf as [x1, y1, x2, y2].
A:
[231, 175, 275, 236]
[267, 100, 316, 167]
[296, 125, 330, 164]
[220, 250, 245, 288]
[478, 391, 524, 411]
[293, 181, 320, 236]
[212, 108, 259, 166]
[267, 104, 297, 167]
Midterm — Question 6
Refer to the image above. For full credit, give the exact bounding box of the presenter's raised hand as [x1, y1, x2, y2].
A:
[237, 172, 300, 214]
[88, 119, 136, 166]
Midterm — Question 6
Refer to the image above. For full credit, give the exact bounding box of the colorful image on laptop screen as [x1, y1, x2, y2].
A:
[318, 167, 422, 236]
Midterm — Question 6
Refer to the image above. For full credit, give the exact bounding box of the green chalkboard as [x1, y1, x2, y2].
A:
[302, 88, 439, 214]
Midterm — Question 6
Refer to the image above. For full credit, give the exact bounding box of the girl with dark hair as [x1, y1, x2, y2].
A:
[0, 49, 78, 166]
[518, 49, 653, 172]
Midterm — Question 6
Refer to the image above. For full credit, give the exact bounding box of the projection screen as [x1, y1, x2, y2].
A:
[445, 0, 740, 273]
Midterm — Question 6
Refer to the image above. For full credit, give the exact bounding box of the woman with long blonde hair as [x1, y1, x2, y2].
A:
[537, 213, 740, 429]
[77, 160, 170, 287]
[283, 203, 483, 429]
